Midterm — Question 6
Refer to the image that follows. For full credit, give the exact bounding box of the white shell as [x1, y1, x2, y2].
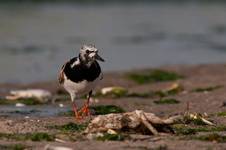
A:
[6, 89, 51, 100]
[15, 103, 26, 107]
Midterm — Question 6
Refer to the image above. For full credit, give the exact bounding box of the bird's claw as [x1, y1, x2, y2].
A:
[73, 106, 91, 122]
[79, 104, 90, 117]
[75, 114, 83, 121]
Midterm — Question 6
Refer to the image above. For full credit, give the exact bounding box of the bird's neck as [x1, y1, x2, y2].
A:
[78, 54, 93, 67]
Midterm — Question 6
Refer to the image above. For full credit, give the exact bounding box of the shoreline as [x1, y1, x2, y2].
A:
[0, 63, 225, 88]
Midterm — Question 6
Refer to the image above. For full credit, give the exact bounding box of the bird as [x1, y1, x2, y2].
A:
[58, 44, 104, 120]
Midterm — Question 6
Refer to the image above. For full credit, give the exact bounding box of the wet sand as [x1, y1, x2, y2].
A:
[1, 64, 226, 149]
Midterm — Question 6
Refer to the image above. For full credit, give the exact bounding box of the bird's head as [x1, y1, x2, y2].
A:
[79, 44, 105, 64]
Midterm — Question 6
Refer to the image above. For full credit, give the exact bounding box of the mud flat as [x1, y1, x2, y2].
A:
[1, 64, 226, 149]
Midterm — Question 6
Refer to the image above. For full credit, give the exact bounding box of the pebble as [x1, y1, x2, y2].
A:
[87, 132, 104, 140]
[15, 103, 26, 107]
[44, 144, 73, 150]
[59, 103, 64, 107]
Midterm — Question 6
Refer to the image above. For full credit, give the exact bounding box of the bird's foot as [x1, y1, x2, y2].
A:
[83, 105, 90, 117]
[79, 104, 90, 117]
[73, 109, 83, 121]
[72, 104, 83, 121]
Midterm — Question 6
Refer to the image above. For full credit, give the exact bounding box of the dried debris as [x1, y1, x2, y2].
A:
[100, 86, 128, 97]
[183, 112, 214, 126]
[5, 89, 52, 103]
[84, 110, 215, 136]
[84, 110, 182, 135]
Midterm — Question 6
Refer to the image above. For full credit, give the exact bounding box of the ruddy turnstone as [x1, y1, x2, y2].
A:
[58, 44, 104, 120]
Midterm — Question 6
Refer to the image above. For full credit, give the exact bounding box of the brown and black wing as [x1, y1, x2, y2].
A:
[58, 57, 78, 84]
[58, 63, 66, 84]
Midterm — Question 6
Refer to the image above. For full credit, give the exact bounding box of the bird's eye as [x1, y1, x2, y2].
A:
[86, 50, 90, 54]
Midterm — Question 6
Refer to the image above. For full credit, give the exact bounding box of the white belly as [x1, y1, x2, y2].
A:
[63, 75, 100, 97]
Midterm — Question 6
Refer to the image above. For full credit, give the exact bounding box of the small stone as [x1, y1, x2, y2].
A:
[15, 103, 26, 107]
[44, 144, 72, 150]
[59, 103, 64, 107]
[107, 129, 117, 134]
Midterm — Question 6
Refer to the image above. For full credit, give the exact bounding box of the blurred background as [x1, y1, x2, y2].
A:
[1, 0, 226, 83]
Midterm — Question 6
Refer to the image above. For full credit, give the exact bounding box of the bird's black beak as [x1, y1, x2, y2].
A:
[95, 54, 105, 62]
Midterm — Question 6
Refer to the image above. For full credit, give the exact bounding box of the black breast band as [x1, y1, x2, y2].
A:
[63, 57, 101, 83]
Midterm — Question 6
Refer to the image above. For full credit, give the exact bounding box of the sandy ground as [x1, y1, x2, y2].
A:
[1, 64, 226, 149]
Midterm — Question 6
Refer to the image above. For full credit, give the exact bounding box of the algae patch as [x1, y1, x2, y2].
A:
[60, 105, 125, 116]
[0, 144, 28, 150]
[154, 98, 180, 104]
[0, 98, 42, 105]
[191, 85, 223, 93]
[127, 69, 183, 84]
[127, 92, 151, 98]
[172, 124, 226, 135]
[0, 132, 54, 141]
[91, 105, 125, 115]
[194, 133, 226, 143]
[217, 111, 226, 117]
[51, 122, 87, 132]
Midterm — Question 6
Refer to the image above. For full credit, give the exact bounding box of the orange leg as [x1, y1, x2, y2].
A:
[79, 98, 90, 117]
[72, 102, 82, 120]
[79, 91, 92, 117]
[83, 98, 91, 116]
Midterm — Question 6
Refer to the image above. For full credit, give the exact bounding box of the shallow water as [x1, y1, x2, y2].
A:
[1, 3, 226, 83]
[0, 105, 70, 117]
